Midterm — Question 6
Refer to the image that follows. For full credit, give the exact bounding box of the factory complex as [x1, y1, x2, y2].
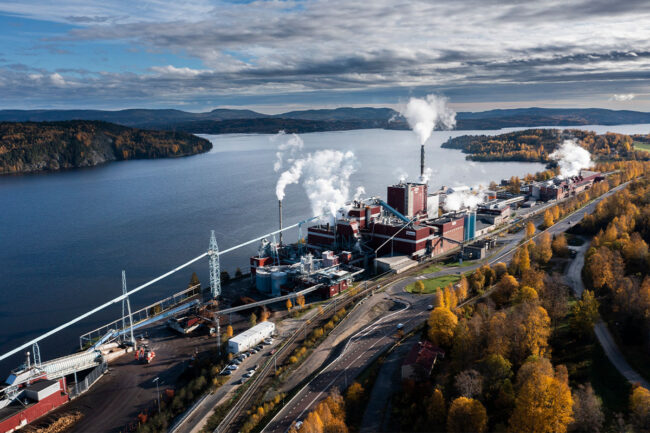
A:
[248, 169, 603, 292]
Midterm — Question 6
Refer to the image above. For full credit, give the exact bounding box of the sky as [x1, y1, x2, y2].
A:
[0, 0, 649, 113]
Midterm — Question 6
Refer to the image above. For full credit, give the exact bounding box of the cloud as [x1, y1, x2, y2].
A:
[610, 93, 636, 101]
[1, 0, 650, 107]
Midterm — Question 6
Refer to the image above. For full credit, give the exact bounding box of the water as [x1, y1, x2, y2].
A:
[0, 124, 647, 371]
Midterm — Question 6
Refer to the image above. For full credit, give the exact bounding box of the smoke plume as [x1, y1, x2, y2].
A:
[420, 167, 433, 184]
[272, 131, 304, 172]
[550, 139, 592, 178]
[444, 187, 485, 211]
[274, 134, 360, 222]
[400, 94, 456, 144]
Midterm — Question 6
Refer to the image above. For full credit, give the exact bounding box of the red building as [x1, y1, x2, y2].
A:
[387, 182, 428, 219]
[427, 214, 465, 253]
[0, 379, 69, 433]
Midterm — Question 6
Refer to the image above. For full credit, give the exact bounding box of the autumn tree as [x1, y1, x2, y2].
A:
[414, 280, 425, 294]
[455, 369, 483, 398]
[260, 309, 270, 322]
[570, 290, 599, 337]
[630, 385, 650, 431]
[517, 286, 539, 303]
[469, 268, 486, 293]
[552, 205, 560, 221]
[552, 234, 570, 257]
[493, 262, 508, 279]
[537, 232, 553, 264]
[570, 384, 604, 433]
[487, 311, 511, 358]
[286, 299, 293, 311]
[543, 209, 555, 228]
[427, 307, 458, 347]
[447, 397, 487, 433]
[426, 388, 447, 428]
[481, 354, 513, 396]
[297, 294, 306, 309]
[511, 304, 551, 363]
[526, 220, 536, 238]
[509, 360, 573, 433]
[492, 274, 519, 306]
[541, 272, 569, 329]
[226, 325, 234, 338]
[250, 312, 257, 326]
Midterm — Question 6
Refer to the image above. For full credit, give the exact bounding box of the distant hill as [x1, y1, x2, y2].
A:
[1, 107, 650, 133]
[0, 120, 212, 174]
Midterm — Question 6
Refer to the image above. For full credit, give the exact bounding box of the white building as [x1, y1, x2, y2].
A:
[228, 321, 275, 353]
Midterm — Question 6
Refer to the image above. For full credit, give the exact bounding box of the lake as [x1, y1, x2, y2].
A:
[0, 123, 647, 370]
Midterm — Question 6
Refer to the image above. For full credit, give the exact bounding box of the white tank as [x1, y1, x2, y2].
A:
[256, 269, 272, 293]
[271, 271, 288, 296]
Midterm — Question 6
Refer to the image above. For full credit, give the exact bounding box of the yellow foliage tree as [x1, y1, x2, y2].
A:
[297, 294, 306, 309]
[427, 307, 458, 347]
[286, 299, 293, 311]
[519, 246, 531, 273]
[226, 325, 233, 338]
[552, 205, 560, 221]
[512, 305, 551, 362]
[447, 397, 487, 433]
[518, 286, 539, 303]
[414, 280, 425, 294]
[537, 232, 553, 264]
[509, 367, 573, 433]
[457, 276, 469, 302]
[526, 221, 536, 238]
[630, 386, 650, 430]
[543, 210, 555, 228]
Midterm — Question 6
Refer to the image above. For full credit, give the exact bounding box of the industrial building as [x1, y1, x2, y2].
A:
[228, 321, 275, 354]
[530, 170, 603, 202]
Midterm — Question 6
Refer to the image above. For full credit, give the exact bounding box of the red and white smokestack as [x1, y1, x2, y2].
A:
[278, 199, 283, 246]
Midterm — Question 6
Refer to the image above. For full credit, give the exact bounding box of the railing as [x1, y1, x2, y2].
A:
[79, 284, 201, 349]
[69, 361, 108, 399]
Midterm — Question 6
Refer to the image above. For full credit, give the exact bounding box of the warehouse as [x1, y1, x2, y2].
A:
[228, 321, 276, 354]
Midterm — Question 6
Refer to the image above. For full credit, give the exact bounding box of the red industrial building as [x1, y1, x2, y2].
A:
[387, 182, 428, 219]
[538, 171, 602, 201]
[0, 379, 69, 433]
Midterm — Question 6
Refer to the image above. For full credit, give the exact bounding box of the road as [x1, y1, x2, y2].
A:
[564, 231, 650, 390]
[261, 180, 632, 433]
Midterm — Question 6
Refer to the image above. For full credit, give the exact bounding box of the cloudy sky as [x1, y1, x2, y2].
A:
[0, 0, 649, 112]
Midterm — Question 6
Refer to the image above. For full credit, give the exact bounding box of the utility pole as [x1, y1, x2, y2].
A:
[153, 377, 161, 413]
[215, 314, 221, 356]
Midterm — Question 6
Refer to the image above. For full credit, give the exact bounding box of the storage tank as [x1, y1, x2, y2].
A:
[271, 271, 288, 296]
[256, 269, 272, 293]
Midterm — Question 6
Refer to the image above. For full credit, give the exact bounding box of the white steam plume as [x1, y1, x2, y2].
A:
[550, 139, 593, 178]
[353, 186, 366, 201]
[272, 131, 304, 172]
[274, 133, 361, 222]
[444, 187, 485, 211]
[400, 94, 456, 144]
[275, 160, 304, 200]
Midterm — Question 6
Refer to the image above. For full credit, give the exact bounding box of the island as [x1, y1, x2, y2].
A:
[0, 120, 212, 174]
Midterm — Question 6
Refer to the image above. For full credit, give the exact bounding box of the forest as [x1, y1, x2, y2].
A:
[0, 120, 211, 174]
[442, 129, 650, 163]
[292, 160, 650, 433]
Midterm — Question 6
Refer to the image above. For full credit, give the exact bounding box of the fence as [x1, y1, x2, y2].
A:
[69, 360, 108, 399]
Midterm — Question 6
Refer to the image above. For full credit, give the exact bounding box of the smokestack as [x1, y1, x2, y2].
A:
[420, 144, 425, 180]
[278, 200, 283, 245]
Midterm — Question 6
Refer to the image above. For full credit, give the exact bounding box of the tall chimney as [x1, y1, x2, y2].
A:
[278, 200, 283, 245]
[420, 144, 425, 181]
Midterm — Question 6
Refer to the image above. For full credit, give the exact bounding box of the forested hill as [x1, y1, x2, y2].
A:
[442, 128, 650, 162]
[2, 107, 650, 132]
[0, 121, 212, 174]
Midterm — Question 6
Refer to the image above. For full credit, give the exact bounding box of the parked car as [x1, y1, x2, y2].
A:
[248, 364, 259, 372]
[264, 338, 273, 345]
[227, 364, 238, 371]
[220, 369, 232, 375]
[232, 359, 242, 365]
[255, 345, 264, 350]
[243, 371, 253, 378]
[396, 323, 404, 330]
[427, 305, 433, 310]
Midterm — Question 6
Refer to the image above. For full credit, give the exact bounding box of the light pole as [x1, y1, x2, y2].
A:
[153, 377, 161, 413]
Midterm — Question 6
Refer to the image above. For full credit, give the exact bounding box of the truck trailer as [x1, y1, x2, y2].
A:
[228, 322, 275, 354]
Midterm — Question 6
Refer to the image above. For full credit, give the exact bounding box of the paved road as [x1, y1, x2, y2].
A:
[563, 231, 650, 390]
[261, 181, 632, 433]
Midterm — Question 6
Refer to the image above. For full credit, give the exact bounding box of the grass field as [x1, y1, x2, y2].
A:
[633, 141, 650, 152]
[405, 274, 460, 294]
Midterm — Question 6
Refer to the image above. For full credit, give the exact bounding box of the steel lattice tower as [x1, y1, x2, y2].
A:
[209, 230, 221, 298]
[31, 343, 41, 368]
[122, 270, 136, 348]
